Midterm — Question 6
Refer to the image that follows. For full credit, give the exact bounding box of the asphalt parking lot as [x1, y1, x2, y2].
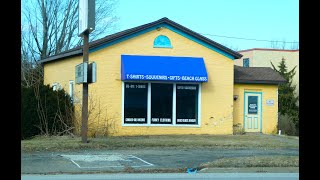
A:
[21, 147, 299, 174]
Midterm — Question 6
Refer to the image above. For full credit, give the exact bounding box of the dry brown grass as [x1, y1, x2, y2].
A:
[199, 156, 299, 168]
[21, 133, 299, 152]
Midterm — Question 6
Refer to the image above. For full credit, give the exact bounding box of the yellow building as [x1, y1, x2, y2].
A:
[40, 18, 285, 136]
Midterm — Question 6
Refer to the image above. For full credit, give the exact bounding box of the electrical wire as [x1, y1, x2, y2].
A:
[200, 33, 299, 43]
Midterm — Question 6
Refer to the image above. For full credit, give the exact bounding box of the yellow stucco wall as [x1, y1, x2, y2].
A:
[43, 27, 235, 136]
[233, 84, 278, 134]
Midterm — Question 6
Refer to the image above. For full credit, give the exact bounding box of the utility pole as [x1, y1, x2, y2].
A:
[78, 0, 95, 143]
[81, 30, 89, 143]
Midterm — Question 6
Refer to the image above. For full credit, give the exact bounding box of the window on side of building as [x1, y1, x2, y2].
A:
[176, 84, 199, 125]
[124, 82, 148, 124]
[151, 83, 173, 124]
[243, 58, 250, 67]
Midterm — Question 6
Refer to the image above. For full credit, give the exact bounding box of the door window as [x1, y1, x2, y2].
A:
[248, 96, 258, 114]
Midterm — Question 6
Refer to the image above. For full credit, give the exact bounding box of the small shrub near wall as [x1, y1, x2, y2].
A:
[233, 123, 245, 135]
[271, 127, 278, 135]
[21, 85, 74, 139]
[278, 113, 296, 136]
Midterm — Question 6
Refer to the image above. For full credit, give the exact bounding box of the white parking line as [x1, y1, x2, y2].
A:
[60, 154, 154, 169]
[129, 155, 154, 166]
[69, 159, 81, 168]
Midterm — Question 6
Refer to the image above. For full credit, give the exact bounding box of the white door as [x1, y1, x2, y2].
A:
[244, 92, 262, 132]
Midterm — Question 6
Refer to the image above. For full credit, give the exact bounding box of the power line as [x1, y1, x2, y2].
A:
[200, 33, 299, 43]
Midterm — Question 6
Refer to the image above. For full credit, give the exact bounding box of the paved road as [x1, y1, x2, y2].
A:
[21, 148, 298, 174]
[22, 173, 299, 180]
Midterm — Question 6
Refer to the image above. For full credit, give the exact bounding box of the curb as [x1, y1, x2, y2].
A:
[199, 167, 299, 173]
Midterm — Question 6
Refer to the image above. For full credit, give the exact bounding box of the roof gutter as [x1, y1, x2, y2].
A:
[234, 79, 286, 85]
[39, 49, 82, 64]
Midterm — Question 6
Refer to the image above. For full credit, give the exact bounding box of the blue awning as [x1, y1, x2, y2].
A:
[121, 55, 208, 82]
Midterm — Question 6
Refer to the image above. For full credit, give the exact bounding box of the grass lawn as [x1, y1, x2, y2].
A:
[199, 156, 299, 168]
[21, 133, 298, 152]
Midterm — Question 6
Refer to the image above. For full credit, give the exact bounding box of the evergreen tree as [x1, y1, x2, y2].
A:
[271, 57, 299, 133]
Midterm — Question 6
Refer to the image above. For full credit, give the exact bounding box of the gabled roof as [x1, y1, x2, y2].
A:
[39, 17, 242, 64]
[234, 65, 286, 85]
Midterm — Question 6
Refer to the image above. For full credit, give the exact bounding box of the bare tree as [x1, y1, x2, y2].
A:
[21, 0, 119, 88]
[270, 40, 286, 49]
[290, 41, 299, 50]
[270, 40, 299, 50]
[281, 38, 287, 49]
[21, 60, 43, 88]
[21, 0, 119, 61]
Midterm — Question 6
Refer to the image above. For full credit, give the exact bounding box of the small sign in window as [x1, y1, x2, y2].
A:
[124, 83, 148, 124]
[176, 84, 199, 125]
[248, 96, 258, 114]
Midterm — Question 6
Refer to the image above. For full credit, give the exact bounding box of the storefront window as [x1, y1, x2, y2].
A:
[123, 82, 200, 126]
[176, 84, 199, 125]
[151, 83, 173, 124]
[124, 82, 148, 124]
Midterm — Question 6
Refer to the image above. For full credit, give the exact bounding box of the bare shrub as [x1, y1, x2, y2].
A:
[73, 90, 119, 137]
[278, 113, 296, 136]
[233, 123, 245, 135]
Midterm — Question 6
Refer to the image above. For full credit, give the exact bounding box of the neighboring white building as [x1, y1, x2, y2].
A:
[235, 48, 299, 97]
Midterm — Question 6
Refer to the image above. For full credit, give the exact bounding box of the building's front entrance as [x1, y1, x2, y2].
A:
[244, 92, 262, 132]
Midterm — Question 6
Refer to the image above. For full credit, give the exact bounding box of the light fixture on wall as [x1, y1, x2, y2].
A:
[156, 27, 163, 31]
[233, 95, 238, 101]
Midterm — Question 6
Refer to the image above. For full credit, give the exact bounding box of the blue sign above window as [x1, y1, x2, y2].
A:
[121, 55, 208, 82]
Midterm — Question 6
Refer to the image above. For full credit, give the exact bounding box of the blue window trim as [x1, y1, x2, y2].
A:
[243, 91, 263, 133]
[90, 23, 236, 60]
[242, 58, 250, 67]
[243, 58, 250, 67]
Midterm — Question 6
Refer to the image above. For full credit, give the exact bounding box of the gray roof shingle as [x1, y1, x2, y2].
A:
[234, 65, 286, 84]
[39, 17, 242, 64]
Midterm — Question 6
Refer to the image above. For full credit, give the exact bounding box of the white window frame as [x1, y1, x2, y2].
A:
[122, 81, 201, 127]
